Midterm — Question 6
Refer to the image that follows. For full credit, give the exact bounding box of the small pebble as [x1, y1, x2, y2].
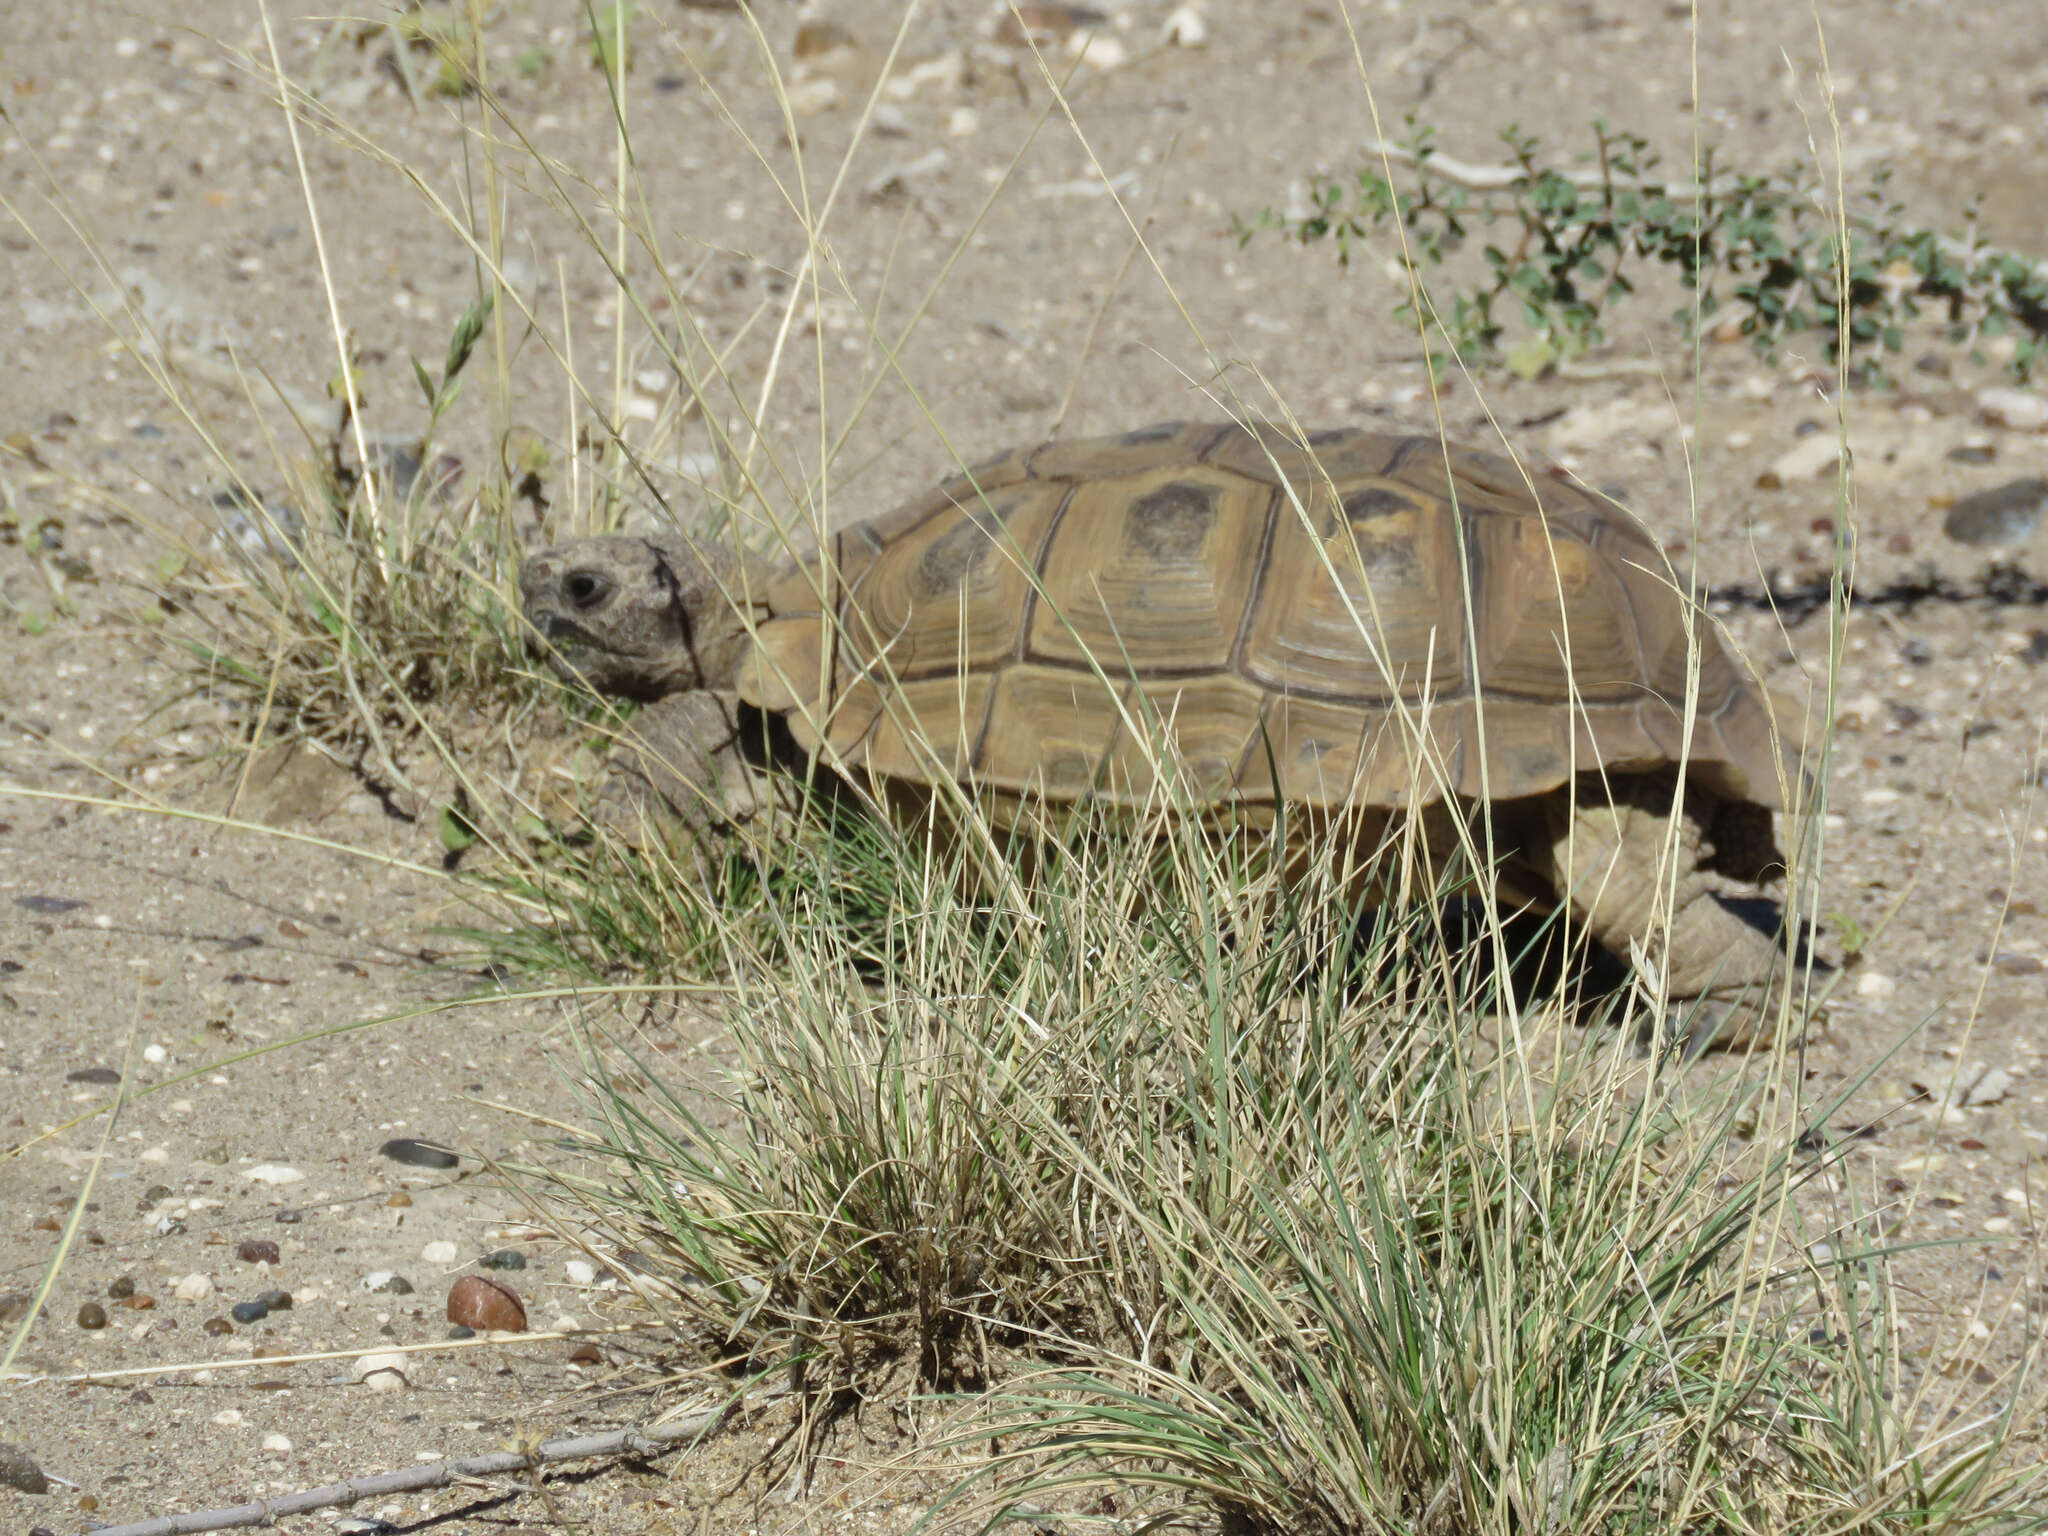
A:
[76, 1302, 107, 1330]
[1977, 386, 2048, 432]
[141, 1044, 167, 1065]
[785, 76, 839, 116]
[446, 1275, 527, 1333]
[1943, 478, 2048, 547]
[108, 1276, 135, 1299]
[262, 1434, 293, 1453]
[174, 1273, 215, 1302]
[237, 1239, 281, 1265]
[256, 1289, 293, 1312]
[245, 1165, 305, 1186]
[350, 1352, 412, 1392]
[202, 1317, 233, 1337]
[1760, 433, 1841, 487]
[993, 3, 1105, 46]
[479, 1249, 527, 1272]
[1967, 1066, 2016, 1105]
[564, 1260, 597, 1285]
[1945, 444, 1997, 465]
[0, 1441, 49, 1495]
[19, 895, 86, 915]
[792, 19, 857, 58]
[65, 1066, 121, 1085]
[1163, 4, 1208, 45]
[386, 1191, 413, 1208]
[211, 1409, 244, 1427]
[379, 1138, 459, 1171]
[230, 1299, 271, 1325]
[118, 1293, 156, 1312]
[421, 1240, 459, 1265]
[362, 1272, 415, 1295]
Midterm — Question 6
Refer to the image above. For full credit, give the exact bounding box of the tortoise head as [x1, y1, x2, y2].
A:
[519, 534, 754, 700]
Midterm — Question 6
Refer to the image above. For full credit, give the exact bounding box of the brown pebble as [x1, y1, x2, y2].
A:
[107, 1276, 135, 1299]
[76, 1302, 107, 1330]
[792, 20, 857, 58]
[1959, 1137, 1989, 1151]
[31, 1216, 59, 1232]
[237, 1239, 282, 1265]
[1995, 953, 2046, 975]
[385, 1191, 413, 1208]
[118, 1293, 156, 1311]
[77, 1494, 99, 1513]
[446, 1275, 527, 1333]
[202, 1317, 234, 1337]
[1886, 531, 1914, 554]
[253, 1344, 292, 1360]
[277, 919, 308, 938]
[568, 1341, 603, 1365]
[994, 2, 1106, 45]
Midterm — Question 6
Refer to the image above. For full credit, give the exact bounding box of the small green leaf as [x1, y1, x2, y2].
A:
[1503, 336, 1558, 381]
[440, 803, 480, 854]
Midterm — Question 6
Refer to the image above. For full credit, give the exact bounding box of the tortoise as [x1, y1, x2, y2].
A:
[521, 421, 1815, 1047]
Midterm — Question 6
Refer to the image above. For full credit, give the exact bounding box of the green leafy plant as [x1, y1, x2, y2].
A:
[1240, 117, 2048, 382]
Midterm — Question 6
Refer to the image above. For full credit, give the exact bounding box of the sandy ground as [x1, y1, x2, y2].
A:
[5, 1, 2048, 1531]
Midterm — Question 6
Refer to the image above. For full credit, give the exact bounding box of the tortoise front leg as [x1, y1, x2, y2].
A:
[596, 688, 776, 841]
[1537, 784, 1801, 1051]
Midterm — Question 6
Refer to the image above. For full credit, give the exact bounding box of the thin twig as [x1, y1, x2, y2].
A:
[74, 1404, 731, 1536]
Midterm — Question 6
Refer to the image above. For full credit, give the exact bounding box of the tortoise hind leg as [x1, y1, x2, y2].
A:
[1533, 781, 1803, 1052]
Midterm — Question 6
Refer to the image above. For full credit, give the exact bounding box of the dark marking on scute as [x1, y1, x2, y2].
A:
[1117, 421, 1188, 446]
[1124, 481, 1218, 561]
[915, 506, 1007, 595]
[1342, 486, 1418, 523]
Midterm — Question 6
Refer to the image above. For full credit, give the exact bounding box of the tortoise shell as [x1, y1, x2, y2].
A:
[736, 421, 1796, 811]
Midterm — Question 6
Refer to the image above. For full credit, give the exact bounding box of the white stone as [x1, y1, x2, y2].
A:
[1768, 433, 1842, 483]
[143, 1044, 168, 1065]
[785, 76, 840, 117]
[351, 1352, 412, 1391]
[1854, 970, 1896, 999]
[1978, 387, 2048, 432]
[173, 1272, 215, 1301]
[421, 1240, 459, 1265]
[262, 1434, 293, 1452]
[946, 106, 979, 137]
[564, 1260, 597, 1285]
[1067, 31, 1127, 69]
[245, 1165, 305, 1186]
[1163, 5, 1208, 45]
[212, 1409, 245, 1426]
[1966, 1066, 2015, 1106]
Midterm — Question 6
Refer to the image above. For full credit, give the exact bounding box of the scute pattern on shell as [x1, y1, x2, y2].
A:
[738, 422, 1795, 811]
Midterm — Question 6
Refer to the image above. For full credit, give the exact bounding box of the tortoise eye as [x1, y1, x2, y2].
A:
[563, 570, 611, 611]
